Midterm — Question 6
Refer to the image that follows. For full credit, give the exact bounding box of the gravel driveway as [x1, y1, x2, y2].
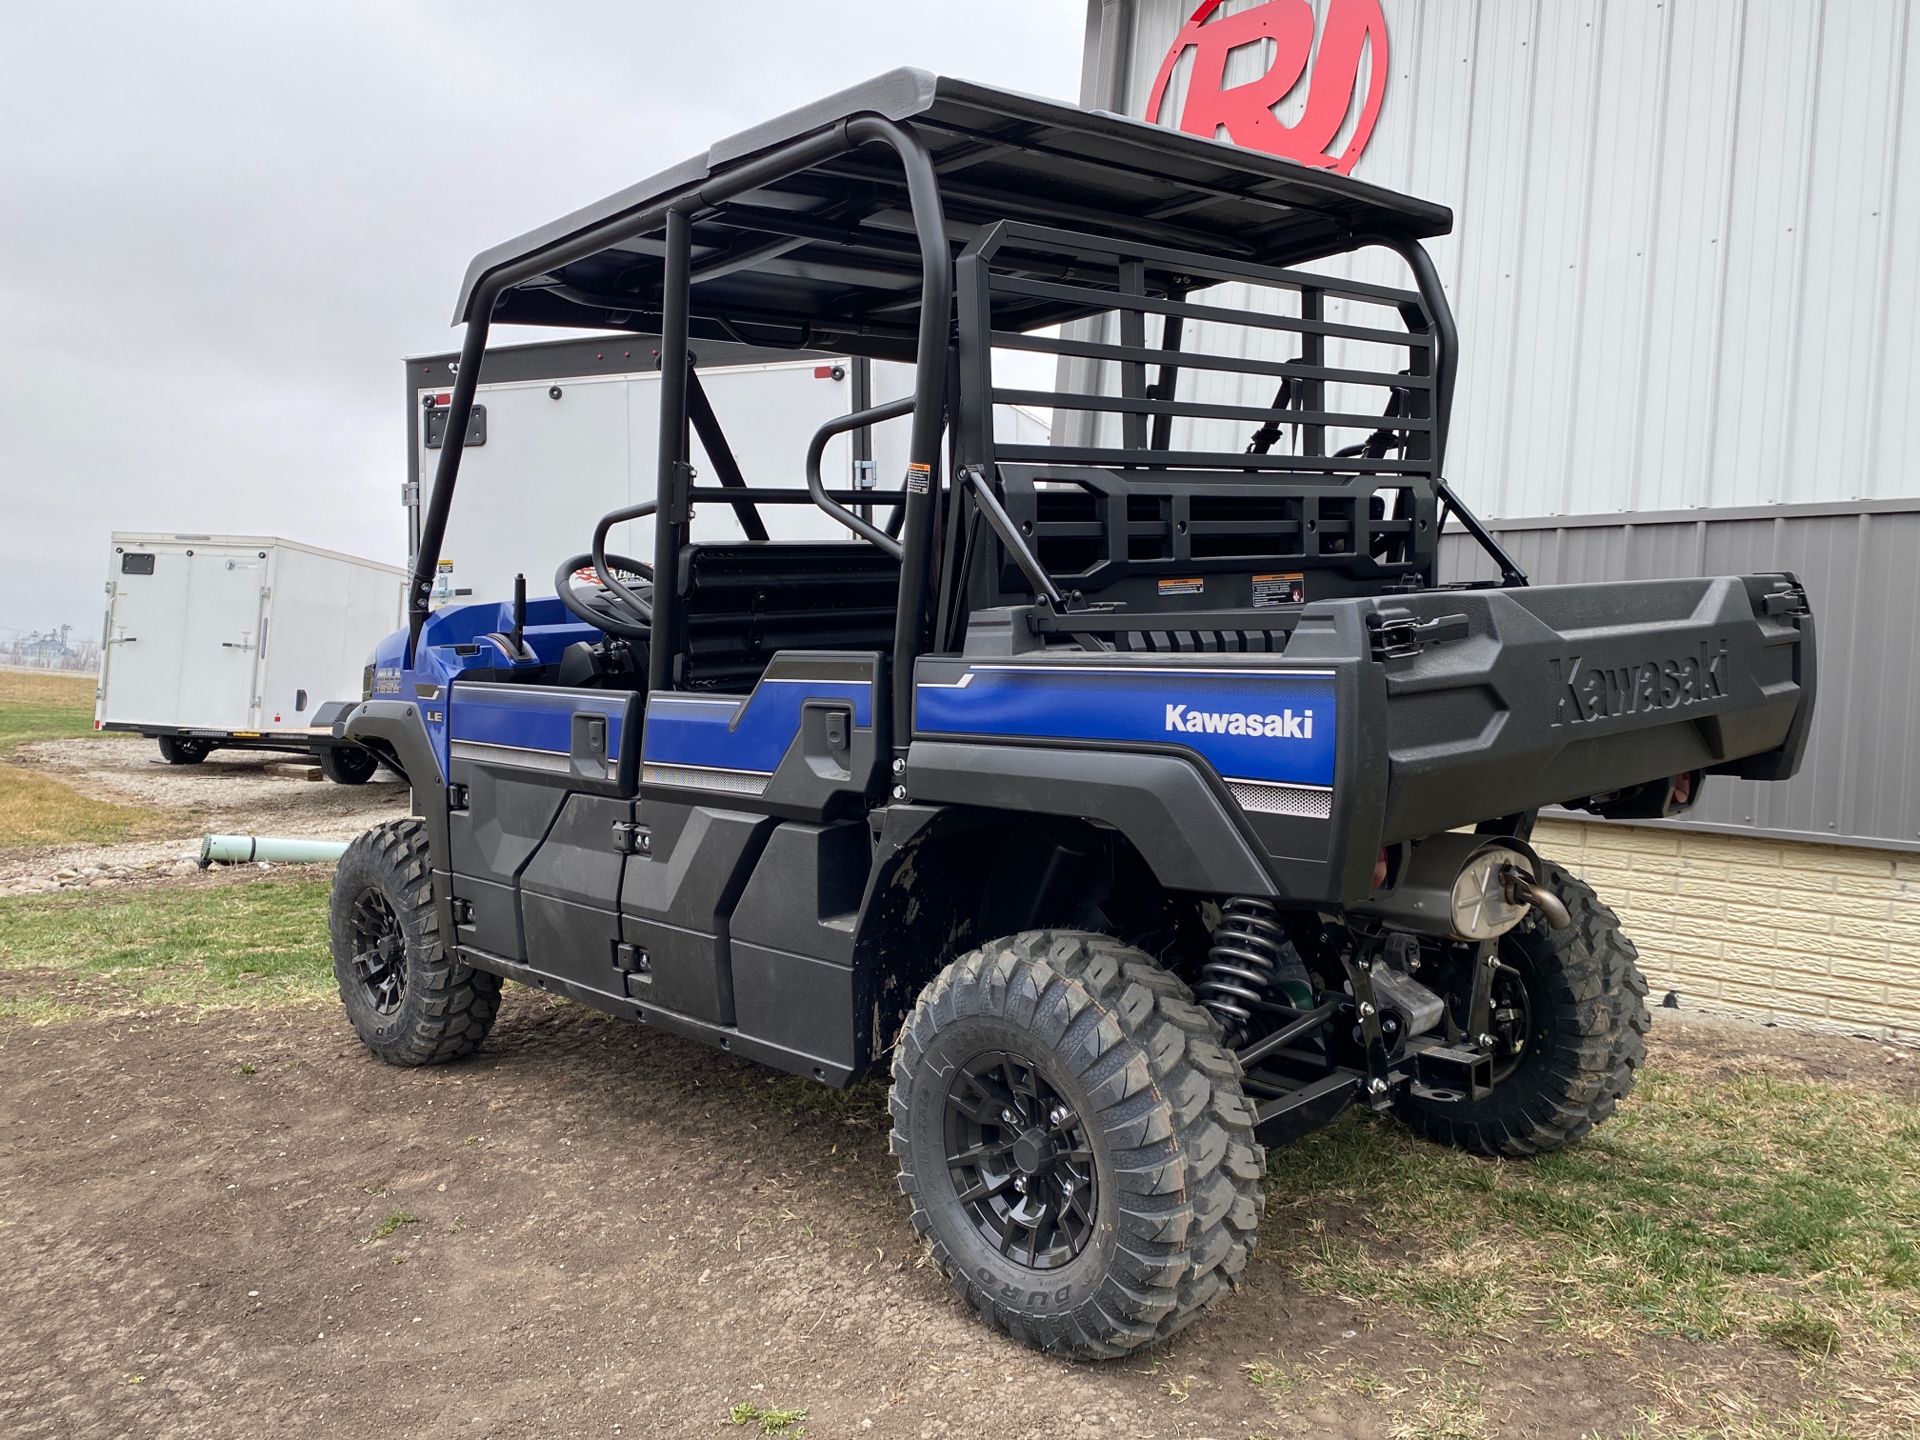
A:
[0, 737, 406, 897]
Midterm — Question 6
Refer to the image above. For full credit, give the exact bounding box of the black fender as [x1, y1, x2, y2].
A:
[902, 740, 1277, 898]
[341, 702, 452, 921]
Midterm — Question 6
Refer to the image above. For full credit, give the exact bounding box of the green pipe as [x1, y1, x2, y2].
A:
[198, 835, 351, 868]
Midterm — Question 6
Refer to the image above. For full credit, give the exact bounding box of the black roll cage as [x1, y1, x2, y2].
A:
[407, 74, 1526, 764]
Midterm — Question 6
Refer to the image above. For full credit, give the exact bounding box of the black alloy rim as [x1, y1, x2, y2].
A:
[943, 1050, 1097, 1270]
[349, 889, 407, 1015]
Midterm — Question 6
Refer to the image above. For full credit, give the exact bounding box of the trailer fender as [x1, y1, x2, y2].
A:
[902, 740, 1277, 898]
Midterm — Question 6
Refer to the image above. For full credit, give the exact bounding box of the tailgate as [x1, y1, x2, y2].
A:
[1337, 575, 1814, 843]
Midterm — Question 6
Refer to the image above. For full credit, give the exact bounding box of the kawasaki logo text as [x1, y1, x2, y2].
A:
[1550, 642, 1729, 727]
[1165, 704, 1315, 739]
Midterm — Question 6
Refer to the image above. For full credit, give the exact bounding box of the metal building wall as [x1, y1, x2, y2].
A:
[1086, 0, 1920, 519]
[1440, 503, 1920, 851]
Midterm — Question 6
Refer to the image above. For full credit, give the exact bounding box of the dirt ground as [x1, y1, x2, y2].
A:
[3, 729, 1911, 1436]
[1, 970, 1891, 1440]
[0, 736, 405, 897]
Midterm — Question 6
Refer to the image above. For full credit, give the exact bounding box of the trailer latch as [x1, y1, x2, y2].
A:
[1368, 610, 1472, 660]
[612, 820, 651, 856]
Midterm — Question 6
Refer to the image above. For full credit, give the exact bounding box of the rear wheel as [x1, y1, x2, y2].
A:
[890, 931, 1264, 1358]
[319, 745, 379, 786]
[157, 735, 210, 765]
[1394, 862, 1650, 1157]
[328, 819, 501, 1066]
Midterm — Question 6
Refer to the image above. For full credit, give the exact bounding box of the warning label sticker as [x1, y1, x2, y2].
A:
[1157, 576, 1205, 597]
[906, 462, 931, 495]
[1252, 572, 1307, 608]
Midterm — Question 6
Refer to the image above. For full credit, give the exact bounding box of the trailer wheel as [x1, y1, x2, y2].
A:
[890, 931, 1264, 1359]
[1395, 862, 1650, 1157]
[328, 818, 501, 1067]
[157, 735, 210, 765]
[319, 745, 379, 786]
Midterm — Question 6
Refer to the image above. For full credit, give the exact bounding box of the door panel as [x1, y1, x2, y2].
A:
[520, 792, 633, 1004]
[445, 681, 642, 964]
[179, 552, 267, 731]
[638, 652, 886, 819]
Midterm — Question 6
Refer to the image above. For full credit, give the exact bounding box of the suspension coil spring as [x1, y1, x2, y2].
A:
[1198, 897, 1287, 1042]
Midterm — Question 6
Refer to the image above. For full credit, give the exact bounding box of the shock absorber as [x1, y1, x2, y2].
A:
[1198, 897, 1289, 1043]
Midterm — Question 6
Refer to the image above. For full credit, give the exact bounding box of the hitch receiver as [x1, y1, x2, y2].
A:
[1410, 1045, 1494, 1103]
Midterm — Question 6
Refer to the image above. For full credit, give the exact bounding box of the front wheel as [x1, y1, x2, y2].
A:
[157, 735, 210, 765]
[328, 819, 501, 1066]
[889, 931, 1264, 1359]
[1394, 862, 1650, 1157]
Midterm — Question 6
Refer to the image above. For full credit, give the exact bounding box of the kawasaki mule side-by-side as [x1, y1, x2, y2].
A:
[329, 72, 1814, 1357]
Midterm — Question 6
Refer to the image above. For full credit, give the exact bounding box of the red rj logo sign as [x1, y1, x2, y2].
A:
[1146, 0, 1390, 176]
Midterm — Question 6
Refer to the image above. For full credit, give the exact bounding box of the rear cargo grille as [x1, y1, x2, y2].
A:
[1227, 780, 1332, 819]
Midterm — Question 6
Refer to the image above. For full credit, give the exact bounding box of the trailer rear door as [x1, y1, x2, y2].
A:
[100, 543, 264, 731]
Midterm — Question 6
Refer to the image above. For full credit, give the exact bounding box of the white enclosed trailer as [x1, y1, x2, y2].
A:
[96, 533, 405, 781]
[404, 336, 1048, 604]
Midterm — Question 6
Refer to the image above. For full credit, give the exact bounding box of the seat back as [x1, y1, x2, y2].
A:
[673, 542, 901, 692]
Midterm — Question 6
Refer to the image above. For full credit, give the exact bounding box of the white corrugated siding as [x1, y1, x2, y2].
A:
[1102, 0, 1919, 516]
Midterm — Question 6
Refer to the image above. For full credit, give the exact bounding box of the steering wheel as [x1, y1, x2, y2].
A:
[553, 552, 654, 641]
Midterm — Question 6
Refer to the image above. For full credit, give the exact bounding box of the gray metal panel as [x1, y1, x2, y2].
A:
[1096, 0, 1920, 513]
[1442, 502, 1917, 851]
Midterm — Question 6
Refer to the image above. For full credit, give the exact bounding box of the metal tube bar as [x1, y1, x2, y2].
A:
[989, 275, 1430, 348]
[1002, 389, 1432, 431]
[804, 396, 914, 553]
[1252, 1070, 1362, 1129]
[969, 218, 1426, 307]
[963, 468, 1065, 610]
[990, 331, 1429, 388]
[1148, 309, 1184, 452]
[686, 369, 769, 542]
[840, 116, 952, 764]
[691, 486, 905, 506]
[1234, 1001, 1339, 1071]
[409, 123, 861, 659]
[650, 208, 692, 694]
[405, 307, 493, 659]
[994, 444, 1424, 475]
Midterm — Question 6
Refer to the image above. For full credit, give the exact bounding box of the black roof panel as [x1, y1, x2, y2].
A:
[454, 70, 1452, 354]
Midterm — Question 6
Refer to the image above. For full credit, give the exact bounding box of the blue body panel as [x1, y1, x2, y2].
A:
[449, 685, 628, 757]
[365, 597, 601, 782]
[914, 663, 1338, 788]
[643, 679, 875, 777]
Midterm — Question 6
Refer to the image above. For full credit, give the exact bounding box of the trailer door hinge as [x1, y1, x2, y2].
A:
[611, 820, 651, 855]
[1368, 610, 1471, 661]
[447, 783, 470, 812]
[401, 482, 420, 507]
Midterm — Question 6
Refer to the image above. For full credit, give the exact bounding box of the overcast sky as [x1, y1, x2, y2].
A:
[0, 1, 1085, 640]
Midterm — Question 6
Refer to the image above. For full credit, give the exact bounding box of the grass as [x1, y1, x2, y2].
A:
[368, 1211, 419, 1241]
[1265, 1064, 1920, 1433]
[727, 1402, 806, 1435]
[0, 993, 86, 1025]
[0, 669, 104, 750]
[0, 876, 333, 1008]
[0, 766, 146, 849]
[0, 669, 145, 850]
